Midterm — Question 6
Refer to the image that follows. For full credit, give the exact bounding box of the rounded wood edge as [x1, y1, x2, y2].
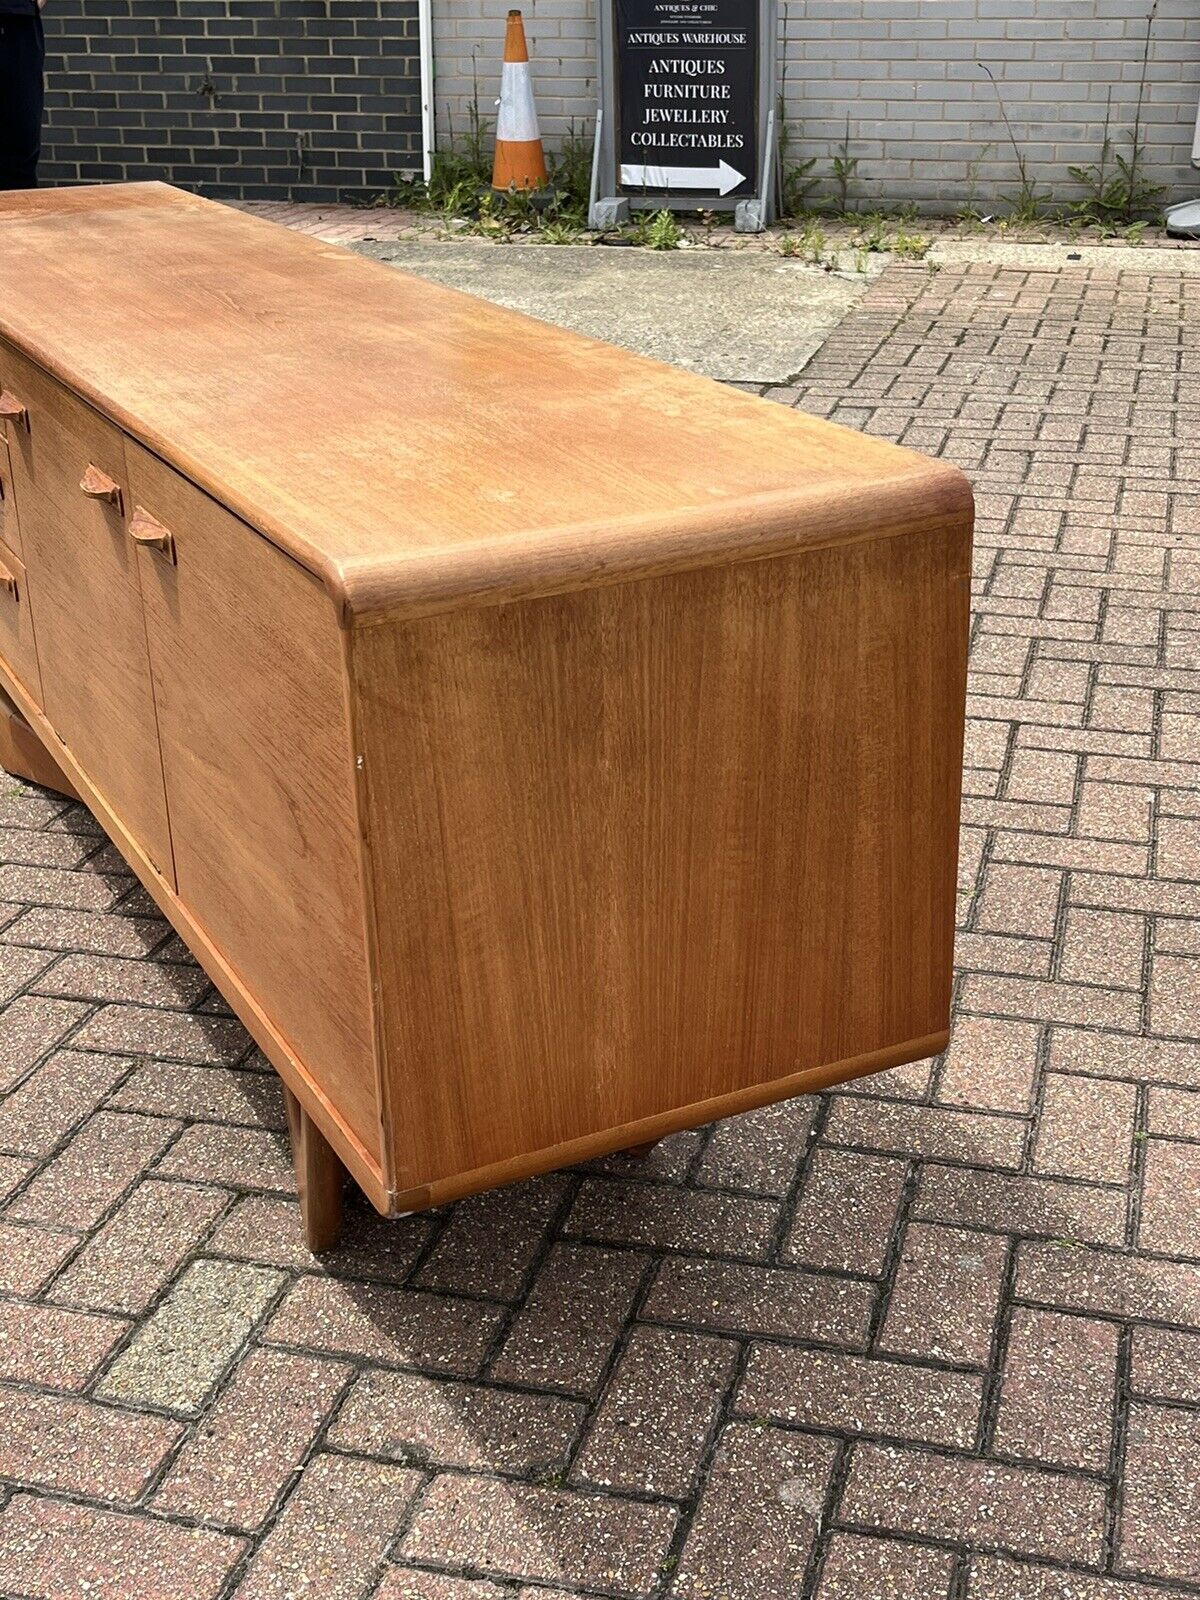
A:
[0, 308, 973, 631]
[386, 1027, 951, 1215]
[339, 462, 975, 626]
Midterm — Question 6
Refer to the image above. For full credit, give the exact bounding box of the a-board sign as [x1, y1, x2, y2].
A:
[590, 0, 777, 231]
[616, 0, 757, 202]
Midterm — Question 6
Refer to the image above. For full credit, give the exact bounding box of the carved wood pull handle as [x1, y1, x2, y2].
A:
[79, 464, 124, 512]
[128, 506, 176, 564]
[0, 559, 18, 600]
[0, 391, 28, 430]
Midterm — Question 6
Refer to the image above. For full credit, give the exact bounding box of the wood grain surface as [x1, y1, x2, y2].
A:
[0, 183, 972, 622]
[0, 433, 24, 561]
[357, 524, 969, 1192]
[0, 656, 389, 1211]
[0, 340, 175, 882]
[0, 181, 973, 1227]
[283, 1084, 346, 1252]
[0, 534, 41, 710]
[0, 692, 76, 798]
[125, 439, 382, 1163]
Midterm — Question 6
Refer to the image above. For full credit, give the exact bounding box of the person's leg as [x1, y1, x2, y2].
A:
[0, 14, 45, 191]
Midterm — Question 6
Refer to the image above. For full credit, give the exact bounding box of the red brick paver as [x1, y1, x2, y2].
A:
[2, 249, 1199, 1596]
[0, 1494, 244, 1599]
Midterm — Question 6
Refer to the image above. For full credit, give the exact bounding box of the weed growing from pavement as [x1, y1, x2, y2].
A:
[776, 214, 928, 272]
[889, 227, 932, 260]
[831, 117, 859, 216]
[798, 219, 828, 262]
[955, 151, 987, 225]
[538, 218, 586, 245]
[977, 61, 1047, 223]
[778, 112, 818, 218]
[379, 96, 594, 242]
[1069, 140, 1164, 235]
[782, 156, 818, 217]
[631, 209, 685, 251]
[1068, 8, 1164, 231]
[376, 73, 1167, 255]
[853, 214, 887, 253]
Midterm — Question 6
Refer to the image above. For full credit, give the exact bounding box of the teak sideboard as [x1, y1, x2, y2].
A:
[0, 183, 972, 1249]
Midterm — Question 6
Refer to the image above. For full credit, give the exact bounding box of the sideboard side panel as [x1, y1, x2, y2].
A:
[125, 441, 383, 1166]
[355, 520, 970, 1194]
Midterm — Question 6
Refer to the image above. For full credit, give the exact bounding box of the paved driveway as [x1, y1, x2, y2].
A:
[1, 253, 1199, 1599]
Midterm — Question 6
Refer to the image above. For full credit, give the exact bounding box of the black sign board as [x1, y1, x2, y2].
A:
[615, 0, 757, 203]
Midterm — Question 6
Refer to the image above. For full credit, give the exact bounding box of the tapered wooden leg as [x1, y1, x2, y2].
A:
[282, 1085, 345, 1252]
[0, 697, 79, 800]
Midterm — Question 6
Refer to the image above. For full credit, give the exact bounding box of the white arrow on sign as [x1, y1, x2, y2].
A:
[620, 159, 746, 196]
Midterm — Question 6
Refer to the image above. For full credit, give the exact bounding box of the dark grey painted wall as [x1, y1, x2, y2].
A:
[40, 0, 423, 202]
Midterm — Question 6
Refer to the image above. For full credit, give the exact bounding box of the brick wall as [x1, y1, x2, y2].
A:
[433, 0, 1200, 212]
[40, 0, 424, 202]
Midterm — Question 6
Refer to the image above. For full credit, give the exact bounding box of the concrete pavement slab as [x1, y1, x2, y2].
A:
[353, 238, 873, 382]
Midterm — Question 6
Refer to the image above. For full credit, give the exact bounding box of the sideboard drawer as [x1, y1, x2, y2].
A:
[0, 340, 127, 527]
[0, 531, 41, 706]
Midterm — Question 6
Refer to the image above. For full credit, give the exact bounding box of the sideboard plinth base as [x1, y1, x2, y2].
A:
[0, 694, 80, 801]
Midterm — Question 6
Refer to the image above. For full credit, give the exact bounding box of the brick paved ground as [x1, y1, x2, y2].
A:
[2, 254, 1200, 1599]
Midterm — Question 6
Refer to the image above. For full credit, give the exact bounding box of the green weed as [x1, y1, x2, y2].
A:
[1068, 7, 1165, 235]
[632, 209, 684, 250]
[831, 117, 859, 214]
[890, 227, 931, 260]
[977, 61, 1046, 222]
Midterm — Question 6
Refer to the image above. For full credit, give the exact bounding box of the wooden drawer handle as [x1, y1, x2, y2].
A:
[0, 559, 18, 600]
[129, 506, 176, 564]
[0, 391, 28, 430]
[80, 463, 123, 511]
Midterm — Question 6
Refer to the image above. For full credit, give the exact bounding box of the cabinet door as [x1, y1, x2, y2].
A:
[0, 533, 41, 707]
[0, 433, 22, 561]
[124, 441, 379, 1162]
[0, 341, 174, 882]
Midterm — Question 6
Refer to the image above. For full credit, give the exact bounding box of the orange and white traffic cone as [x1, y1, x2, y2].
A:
[492, 9, 548, 192]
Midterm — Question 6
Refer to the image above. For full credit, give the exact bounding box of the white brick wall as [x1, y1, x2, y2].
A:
[432, 1, 1200, 211]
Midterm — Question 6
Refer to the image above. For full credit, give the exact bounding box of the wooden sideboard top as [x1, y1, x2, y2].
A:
[0, 183, 970, 621]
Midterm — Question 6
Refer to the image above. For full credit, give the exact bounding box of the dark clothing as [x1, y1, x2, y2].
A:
[0, 11, 44, 190]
